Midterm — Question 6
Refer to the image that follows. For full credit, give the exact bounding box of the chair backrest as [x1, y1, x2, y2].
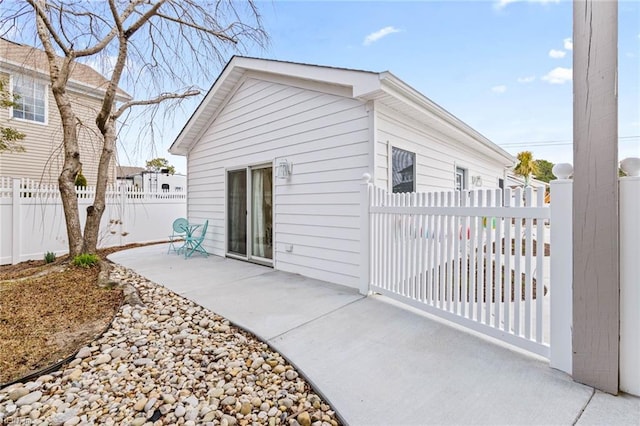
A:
[196, 220, 209, 240]
[172, 217, 188, 234]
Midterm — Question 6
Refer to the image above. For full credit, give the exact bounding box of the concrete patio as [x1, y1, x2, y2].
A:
[109, 244, 639, 425]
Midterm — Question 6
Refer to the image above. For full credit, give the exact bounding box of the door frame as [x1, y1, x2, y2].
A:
[225, 162, 274, 266]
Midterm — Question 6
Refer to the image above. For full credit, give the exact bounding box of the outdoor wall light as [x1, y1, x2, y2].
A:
[276, 159, 293, 179]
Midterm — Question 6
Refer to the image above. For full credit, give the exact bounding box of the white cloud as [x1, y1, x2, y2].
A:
[541, 67, 572, 84]
[494, 0, 560, 10]
[491, 85, 507, 94]
[563, 38, 573, 50]
[517, 76, 536, 83]
[363, 26, 401, 46]
[549, 49, 566, 58]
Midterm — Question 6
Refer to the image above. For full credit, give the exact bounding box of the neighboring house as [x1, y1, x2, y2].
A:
[117, 165, 186, 192]
[0, 38, 131, 185]
[169, 57, 515, 289]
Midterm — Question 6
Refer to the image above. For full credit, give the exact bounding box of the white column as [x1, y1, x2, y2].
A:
[619, 170, 640, 396]
[359, 173, 372, 296]
[11, 179, 21, 265]
[549, 164, 573, 374]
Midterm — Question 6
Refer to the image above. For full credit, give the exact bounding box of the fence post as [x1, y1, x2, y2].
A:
[619, 158, 640, 396]
[120, 183, 127, 246]
[11, 179, 21, 265]
[549, 164, 573, 374]
[360, 173, 372, 296]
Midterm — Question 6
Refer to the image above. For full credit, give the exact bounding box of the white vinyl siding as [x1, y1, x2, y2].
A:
[375, 104, 506, 192]
[187, 77, 370, 289]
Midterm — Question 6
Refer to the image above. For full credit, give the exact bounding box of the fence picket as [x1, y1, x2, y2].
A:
[536, 189, 545, 343]
[484, 190, 493, 325]
[426, 192, 435, 305]
[503, 188, 513, 333]
[453, 191, 461, 315]
[460, 191, 469, 318]
[409, 192, 418, 299]
[514, 188, 523, 337]
[475, 190, 484, 321]
[494, 188, 503, 329]
[524, 187, 534, 339]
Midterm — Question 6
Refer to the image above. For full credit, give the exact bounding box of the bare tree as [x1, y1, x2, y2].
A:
[1, 1, 266, 257]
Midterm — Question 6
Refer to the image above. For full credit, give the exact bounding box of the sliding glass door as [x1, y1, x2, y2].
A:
[227, 165, 273, 263]
[227, 169, 247, 256]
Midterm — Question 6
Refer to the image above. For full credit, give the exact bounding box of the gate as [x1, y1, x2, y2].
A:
[361, 176, 550, 357]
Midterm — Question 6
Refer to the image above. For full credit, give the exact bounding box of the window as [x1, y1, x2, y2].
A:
[455, 167, 467, 191]
[392, 146, 415, 193]
[12, 76, 47, 123]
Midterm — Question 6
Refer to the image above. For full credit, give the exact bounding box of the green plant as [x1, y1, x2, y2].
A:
[72, 253, 99, 268]
[75, 170, 87, 187]
[44, 251, 56, 264]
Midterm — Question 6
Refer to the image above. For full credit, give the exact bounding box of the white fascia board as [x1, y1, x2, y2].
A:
[169, 56, 383, 156]
[233, 57, 381, 98]
[169, 58, 243, 156]
[379, 73, 515, 166]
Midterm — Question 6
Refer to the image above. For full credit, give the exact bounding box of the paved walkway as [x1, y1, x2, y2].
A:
[109, 244, 639, 426]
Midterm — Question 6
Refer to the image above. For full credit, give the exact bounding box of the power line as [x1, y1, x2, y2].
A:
[499, 135, 640, 148]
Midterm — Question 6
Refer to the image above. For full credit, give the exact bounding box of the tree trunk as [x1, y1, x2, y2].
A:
[83, 118, 117, 253]
[52, 82, 84, 257]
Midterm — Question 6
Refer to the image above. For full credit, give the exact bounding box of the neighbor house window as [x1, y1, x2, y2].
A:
[455, 167, 467, 191]
[12, 75, 47, 123]
[392, 146, 415, 193]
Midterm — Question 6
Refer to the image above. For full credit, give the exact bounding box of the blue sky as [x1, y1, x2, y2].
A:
[117, 1, 640, 172]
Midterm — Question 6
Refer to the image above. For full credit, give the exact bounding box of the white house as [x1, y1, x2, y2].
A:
[169, 57, 514, 289]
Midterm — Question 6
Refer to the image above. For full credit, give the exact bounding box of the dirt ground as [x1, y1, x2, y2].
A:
[0, 244, 150, 385]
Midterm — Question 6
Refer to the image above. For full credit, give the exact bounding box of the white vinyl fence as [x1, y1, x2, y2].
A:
[361, 175, 550, 357]
[0, 177, 186, 265]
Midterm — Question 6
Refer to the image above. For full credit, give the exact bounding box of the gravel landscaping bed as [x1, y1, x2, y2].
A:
[0, 265, 340, 426]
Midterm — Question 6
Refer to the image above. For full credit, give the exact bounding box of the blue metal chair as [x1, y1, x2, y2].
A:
[184, 219, 209, 258]
[168, 217, 188, 254]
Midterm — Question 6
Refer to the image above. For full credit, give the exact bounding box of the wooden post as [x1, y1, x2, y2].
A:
[572, 0, 619, 394]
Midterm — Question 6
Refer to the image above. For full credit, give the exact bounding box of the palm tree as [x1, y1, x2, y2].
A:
[514, 151, 540, 187]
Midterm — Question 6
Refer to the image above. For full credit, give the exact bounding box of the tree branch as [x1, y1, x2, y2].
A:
[155, 12, 237, 44]
[26, 0, 70, 55]
[73, 1, 143, 57]
[114, 89, 200, 118]
[124, 0, 168, 38]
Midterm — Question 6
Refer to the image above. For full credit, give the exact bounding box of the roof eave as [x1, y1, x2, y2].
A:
[377, 74, 515, 165]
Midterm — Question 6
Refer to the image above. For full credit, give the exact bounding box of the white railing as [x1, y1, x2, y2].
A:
[361, 176, 550, 357]
[0, 178, 186, 265]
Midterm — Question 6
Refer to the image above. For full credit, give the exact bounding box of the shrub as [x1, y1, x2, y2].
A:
[44, 251, 56, 264]
[72, 253, 100, 268]
[75, 170, 87, 187]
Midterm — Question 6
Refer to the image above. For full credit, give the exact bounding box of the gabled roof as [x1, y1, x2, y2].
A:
[0, 38, 131, 102]
[169, 56, 514, 165]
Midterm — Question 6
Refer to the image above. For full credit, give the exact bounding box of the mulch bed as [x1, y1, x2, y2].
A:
[0, 243, 153, 384]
